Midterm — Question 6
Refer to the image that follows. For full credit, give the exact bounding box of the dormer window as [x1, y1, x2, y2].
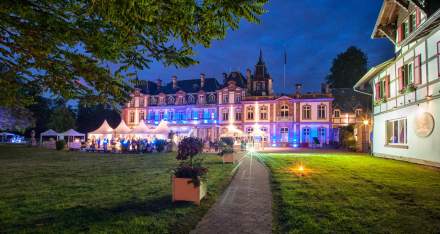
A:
[198, 95, 205, 104]
[334, 109, 340, 118]
[355, 109, 362, 117]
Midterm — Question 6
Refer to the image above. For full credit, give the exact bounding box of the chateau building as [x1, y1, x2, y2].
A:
[355, 0, 440, 165]
[122, 51, 333, 147]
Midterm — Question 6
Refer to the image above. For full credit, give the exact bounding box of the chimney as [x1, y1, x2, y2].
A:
[200, 73, 206, 88]
[156, 78, 162, 88]
[172, 76, 177, 89]
[295, 83, 302, 94]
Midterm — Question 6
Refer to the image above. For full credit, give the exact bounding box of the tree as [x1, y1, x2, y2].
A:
[326, 46, 368, 88]
[47, 106, 76, 132]
[76, 103, 120, 133]
[0, 107, 35, 132]
[0, 0, 267, 108]
[25, 96, 53, 137]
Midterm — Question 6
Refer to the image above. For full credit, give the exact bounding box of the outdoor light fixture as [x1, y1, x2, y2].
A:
[363, 120, 369, 126]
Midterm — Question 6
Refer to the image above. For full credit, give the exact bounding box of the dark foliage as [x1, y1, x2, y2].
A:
[326, 46, 368, 88]
[175, 137, 206, 186]
[55, 140, 65, 150]
[76, 103, 121, 133]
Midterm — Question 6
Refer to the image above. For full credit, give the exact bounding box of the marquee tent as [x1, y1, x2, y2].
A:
[60, 129, 85, 141]
[114, 119, 132, 137]
[88, 120, 114, 140]
[153, 120, 170, 139]
[39, 129, 59, 144]
[130, 120, 154, 137]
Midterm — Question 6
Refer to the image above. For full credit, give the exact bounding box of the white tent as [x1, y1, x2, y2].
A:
[130, 120, 154, 137]
[60, 129, 85, 140]
[88, 120, 114, 140]
[114, 119, 132, 137]
[153, 120, 170, 139]
[39, 129, 59, 144]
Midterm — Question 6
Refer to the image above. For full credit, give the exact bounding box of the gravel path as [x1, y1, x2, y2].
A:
[191, 152, 272, 234]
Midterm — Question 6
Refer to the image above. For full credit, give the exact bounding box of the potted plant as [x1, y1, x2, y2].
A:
[219, 137, 235, 163]
[172, 137, 207, 205]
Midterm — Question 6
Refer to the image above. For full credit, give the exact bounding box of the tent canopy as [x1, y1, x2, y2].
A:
[40, 129, 59, 136]
[60, 129, 85, 137]
[130, 120, 154, 134]
[89, 120, 114, 135]
[154, 120, 169, 135]
[114, 119, 131, 135]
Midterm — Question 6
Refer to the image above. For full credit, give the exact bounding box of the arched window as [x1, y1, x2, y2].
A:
[167, 96, 175, 105]
[187, 95, 195, 104]
[159, 96, 165, 105]
[129, 98, 135, 107]
[260, 105, 268, 120]
[222, 109, 229, 121]
[208, 94, 216, 104]
[223, 94, 229, 104]
[246, 106, 254, 120]
[246, 127, 253, 134]
[150, 96, 157, 105]
[280, 105, 289, 117]
[139, 97, 144, 107]
[302, 105, 311, 120]
[317, 104, 326, 119]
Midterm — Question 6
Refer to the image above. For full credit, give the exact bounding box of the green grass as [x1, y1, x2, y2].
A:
[259, 152, 440, 234]
[0, 145, 234, 233]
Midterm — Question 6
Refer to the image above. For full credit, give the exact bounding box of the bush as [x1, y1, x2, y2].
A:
[220, 137, 234, 147]
[174, 137, 206, 186]
[219, 137, 234, 156]
[55, 140, 65, 150]
[155, 139, 168, 152]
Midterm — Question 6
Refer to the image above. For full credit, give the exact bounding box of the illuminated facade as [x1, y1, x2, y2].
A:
[355, 0, 440, 165]
[122, 51, 333, 147]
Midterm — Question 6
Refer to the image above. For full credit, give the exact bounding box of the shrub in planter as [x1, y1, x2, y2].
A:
[172, 137, 207, 204]
[55, 140, 65, 150]
[220, 137, 234, 147]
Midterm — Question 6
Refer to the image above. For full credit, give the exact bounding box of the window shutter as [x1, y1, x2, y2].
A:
[414, 55, 421, 85]
[416, 8, 421, 27]
[398, 24, 403, 43]
[398, 67, 404, 91]
[385, 76, 390, 98]
[375, 82, 381, 100]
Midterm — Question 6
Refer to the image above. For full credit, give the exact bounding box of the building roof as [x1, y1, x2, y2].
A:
[332, 88, 371, 113]
[134, 78, 220, 95]
[223, 71, 247, 88]
[354, 58, 395, 91]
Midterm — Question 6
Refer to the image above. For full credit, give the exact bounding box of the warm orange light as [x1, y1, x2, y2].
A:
[298, 165, 304, 172]
[363, 119, 369, 126]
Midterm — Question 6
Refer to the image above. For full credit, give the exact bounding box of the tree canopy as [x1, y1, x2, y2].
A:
[47, 105, 76, 132]
[0, 0, 267, 108]
[326, 46, 368, 88]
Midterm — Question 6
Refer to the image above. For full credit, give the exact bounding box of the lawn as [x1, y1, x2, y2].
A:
[260, 152, 440, 233]
[0, 145, 234, 233]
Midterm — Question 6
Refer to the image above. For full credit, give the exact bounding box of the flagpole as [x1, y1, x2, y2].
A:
[283, 49, 286, 91]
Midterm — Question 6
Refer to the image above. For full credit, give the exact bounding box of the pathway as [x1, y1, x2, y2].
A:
[191, 152, 272, 234]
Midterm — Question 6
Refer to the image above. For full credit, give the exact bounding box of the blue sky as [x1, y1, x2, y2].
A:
[136, 0, 395, 93]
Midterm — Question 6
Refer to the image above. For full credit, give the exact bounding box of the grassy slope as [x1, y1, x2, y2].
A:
[260, 152, 440, 234]
[0, 145, 234, 233]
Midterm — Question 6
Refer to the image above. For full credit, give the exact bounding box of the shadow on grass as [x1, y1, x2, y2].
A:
[5, 195, 195, 232]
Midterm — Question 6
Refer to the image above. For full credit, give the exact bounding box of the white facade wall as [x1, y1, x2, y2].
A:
[371, 27, 440, 165]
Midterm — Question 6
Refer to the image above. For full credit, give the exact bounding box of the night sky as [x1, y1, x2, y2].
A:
[137, 0, 395, 93]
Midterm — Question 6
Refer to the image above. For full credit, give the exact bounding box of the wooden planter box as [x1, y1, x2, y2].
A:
[222, 153, 234, 163]
[172, 176, 207, 205]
